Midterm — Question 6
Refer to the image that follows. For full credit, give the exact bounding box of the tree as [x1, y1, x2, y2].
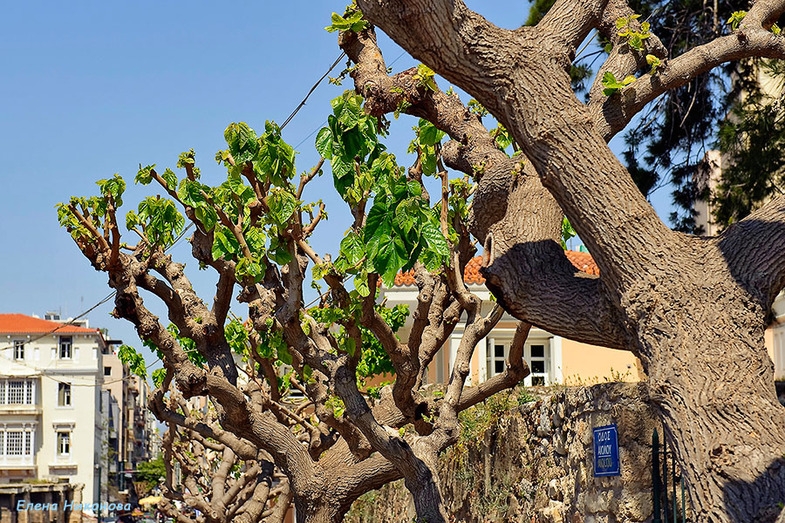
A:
[58, 84, 537, 521]
[58, 0, 785, 520]
[135, 455, 166, 497]
[152, 387, 291, 523]
[347, 0, 785, 521]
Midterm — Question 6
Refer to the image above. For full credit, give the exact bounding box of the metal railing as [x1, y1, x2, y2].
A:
[652, 427, 688, 522]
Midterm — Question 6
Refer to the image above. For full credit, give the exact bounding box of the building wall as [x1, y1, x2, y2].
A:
[560, 339, 642, 384]
[0, 315, 106, 517]
[33, 334, 102, 508]
[381, 283, 645, 388]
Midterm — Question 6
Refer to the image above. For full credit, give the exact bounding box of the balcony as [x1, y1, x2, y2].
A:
[0, 404, 42, 416]
[0, 454, 35, 469]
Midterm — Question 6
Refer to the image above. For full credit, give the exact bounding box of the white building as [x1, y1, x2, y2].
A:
[0, 313, 107, 512]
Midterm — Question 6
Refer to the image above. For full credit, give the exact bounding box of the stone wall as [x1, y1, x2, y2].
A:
[348, 382, 683, 522]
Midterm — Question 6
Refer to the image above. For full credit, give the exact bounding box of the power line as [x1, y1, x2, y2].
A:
[280, 52, 346, 131]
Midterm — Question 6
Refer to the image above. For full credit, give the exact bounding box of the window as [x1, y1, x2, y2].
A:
[0, 429, 32, 457]
[104, 366, 111, 376]
[486, 338, 551, 386]
[13, 341, 24, 360]
[529, 344, 547, 386]
[0, 380, 35, 405]
[6, 432, 23, 455]
[487, 340, 508, 380]
[59, 337, 72, 359]
[58, 383, 71, 406]
[8, 381, 25, 404]
[57, 432, 70, 456]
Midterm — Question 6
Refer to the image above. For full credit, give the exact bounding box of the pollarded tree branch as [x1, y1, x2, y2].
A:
[457, 321, 532, 411]
[141, 250, 239, 386]
[586, 0, 668, 107]
[716, 194, 785, 305]
[343, 23, 630, 349]
[592, 25, 785, 140]
[351, 2, 684, 286]
[533, 0, 606, 54]
[149, 388, 259, 460]
[743, 0, 785, 31]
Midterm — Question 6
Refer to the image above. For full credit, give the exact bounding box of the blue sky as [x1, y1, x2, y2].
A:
[0, 2, 666, 365]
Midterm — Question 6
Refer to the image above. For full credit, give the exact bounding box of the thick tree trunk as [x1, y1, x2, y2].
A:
[352, 1, 785, 520]
[293, 494, 347, 523]
[633, 276, 785, 522]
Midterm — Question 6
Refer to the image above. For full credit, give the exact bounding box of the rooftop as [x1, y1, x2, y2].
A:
[0, 314, 100, 336]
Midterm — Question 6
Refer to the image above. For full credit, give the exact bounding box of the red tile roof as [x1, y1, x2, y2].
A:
[0, 314, 100, 336]
[564, 250, 600, 276]
[392, 251, 599, 286]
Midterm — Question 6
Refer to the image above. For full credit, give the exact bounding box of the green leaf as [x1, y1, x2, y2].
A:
[136, 165, 155, 185]
[235, 257, 265, 282]
[727, 11, 746, 31]
[354, 272, 371, 297]
[337, 95, 363, 130]
[364, 198, 392, 250]
[601, 71, 635, 96]
[137, 197, 184, 247]
[561, 216, 577, 249]
[177, 149, 196, 170]
[315, 127, 334, 159]
[151, 368, 167, 388]
[177, 179, 208, 207]
[97, 174, 126, 207]
[161, 168, 178, 191]
[245, 227, 267, 256]
[342, 336, 356, 357]
[374, 234, 409, 286]
[255, 121, 296, 185]
[212, 226, 241, 260]
[420, 220, 449, 269]
[628, 34, 644, 51]
[339, 231, 366, 266]
[267, 189, 297, 225]
[117, 345, 147, 378]
[194, 205, 218, 231]
[325, 8, 368, 33]
[224, 122, 258, 163]
[277, 345, 293, 365]
[125, 210, 140, 231]
[225, 319, 249, 354]
[415, 64, 438, 91]
[417, 119, 444, 146]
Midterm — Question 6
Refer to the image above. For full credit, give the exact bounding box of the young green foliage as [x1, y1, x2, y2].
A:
[727, 11, 746, 31]
[326, 2, 368, 33]
[616, 14, 650, 51]
[601, 71, 636, 96]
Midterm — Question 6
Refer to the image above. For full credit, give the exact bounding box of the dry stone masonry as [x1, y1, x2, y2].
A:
[348, 382, 678, 522]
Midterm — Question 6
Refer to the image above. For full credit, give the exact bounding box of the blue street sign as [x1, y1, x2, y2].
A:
[593, 424, 620, 477]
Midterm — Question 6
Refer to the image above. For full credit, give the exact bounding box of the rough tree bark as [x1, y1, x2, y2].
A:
[354, 0, 785, 520]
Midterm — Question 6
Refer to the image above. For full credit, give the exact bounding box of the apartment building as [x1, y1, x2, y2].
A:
[101, 349, 154, 505]
[0, 313, 110, 518]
